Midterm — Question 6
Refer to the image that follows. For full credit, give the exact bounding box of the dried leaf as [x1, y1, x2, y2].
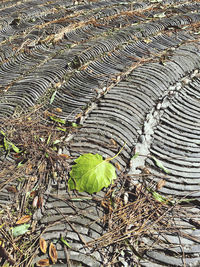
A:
[13, 153, 21, 158]
[143, 167, 151, 174]
[49, 242, 58, 264]
[110, 139, 117, 147]
[30, 191, 37, 198]
[16, 215, 31, 225]
[115, 162, 121, 171]
[36, 259, 50, 266]
[32, 195, 43, 208]
[137, 166, 151, 174]
[32, 196, 39, 208]
[75, 112, 82, 119]
[38, 196, 43, 208]
[40, 238, 47, 254]
[54, 82, 62, 88]
[157, 179, 166, 190]
[53, 107, 62, 113]
[144, 38, 152, 44]
[59, 154, 70, 159]
[6, 186, 17, 193]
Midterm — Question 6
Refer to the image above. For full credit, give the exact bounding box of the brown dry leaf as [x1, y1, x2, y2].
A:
[25, 163, 33, 174]
[80, 65, 88, 71]
[38, 162, 46, 173]
[12, 153, 21, 158]
[115, 162, 121, 171]
[157, 179, 166, 190]
[43, 110, 51, 118]
[16, 215, 31, 225]
[38, 195, 44, 208]
[36, 259, 50, 266]
[54, 82, 62, 89]
[135, 183, 142, 195]
[137, 165, 151, 174]
[30, 190, 37, 198]
[49, 242, 58, 264]
[144, 38, 152, 44]
[142, 167, 151, 175]
[110, 138, 117, 147]
[53, 107, 62, 113]
[32, 196, 39, 208]
[6, 186, 18, 193]
[75, 112, 82, 119]
[40, 238, 47, 254]
[59, 154, 70, 159]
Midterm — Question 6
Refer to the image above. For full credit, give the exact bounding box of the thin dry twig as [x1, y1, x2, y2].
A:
[86, 175, 192, 262]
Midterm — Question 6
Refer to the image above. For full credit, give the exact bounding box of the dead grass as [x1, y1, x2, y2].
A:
[0, 105, 197, 267]
[86, 174, 198, 266]
[0, 105, 74, 266]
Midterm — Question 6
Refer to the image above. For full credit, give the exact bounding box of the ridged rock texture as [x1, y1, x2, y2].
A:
[1, 0, 200, 266]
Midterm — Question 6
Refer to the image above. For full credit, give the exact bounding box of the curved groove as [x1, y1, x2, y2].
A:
[1, 1, 200, 266]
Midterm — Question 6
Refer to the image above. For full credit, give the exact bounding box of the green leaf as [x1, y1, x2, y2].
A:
[60, 236, 71, 248]
[1, 132, 21, 153]
[56, 127, 66, 132]
[2, 262, 11, 267]
[17, 161, 24, 168]
[147, 187, 171, 204]
[131, 152, 139, 159]
[3, 137, 9, 151]
[53, 139, 61, 144]
[68, 153, 117, 194]
[152, 157, 170, 174]
[50, 91, 57, 104]
[151, 191, 167, 203]
[71, 122, 78, 127]
[12, 224, 30, 237]
[9, 141, 21, 153]
[0, 223, 5, 229]
[50, 116, 65, 124]
[0, 130, 5, 136]
[46, 134, 51, 145]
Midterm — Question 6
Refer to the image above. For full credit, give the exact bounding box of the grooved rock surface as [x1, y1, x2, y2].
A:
[1, 0, 200, 266]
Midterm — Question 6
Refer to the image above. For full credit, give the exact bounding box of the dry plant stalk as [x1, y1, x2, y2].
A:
[87, 181, 183, 252]
[0, 105, 71, 266]
[0, 105, 71, 187]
